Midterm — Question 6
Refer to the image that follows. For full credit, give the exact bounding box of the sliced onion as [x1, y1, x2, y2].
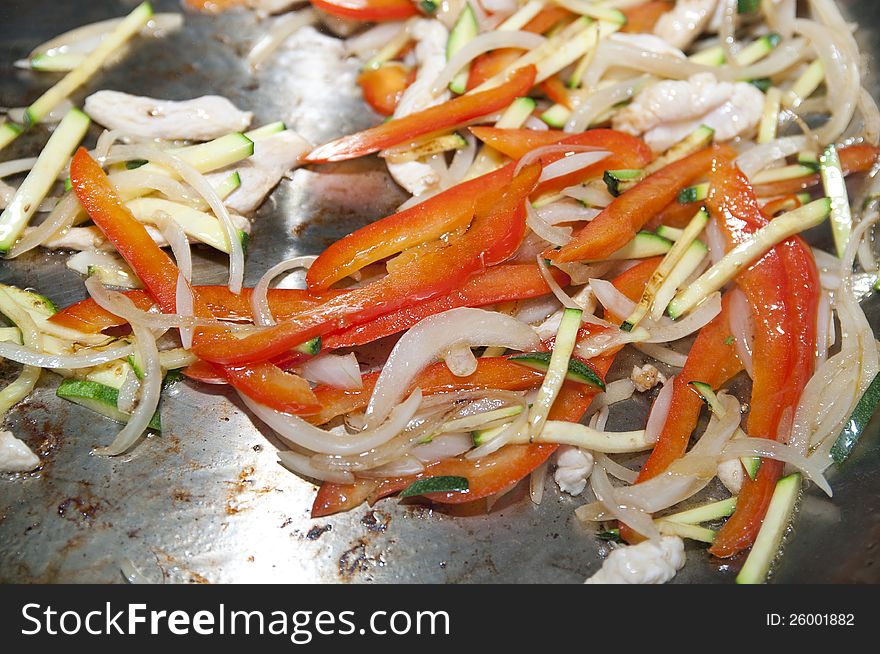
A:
[242, 389, 422, 456]
[537, 199, 601, 224]
[299, 353, 362, 390]
[248, 8, 318, 69]
[358, 456, 426, 477]
[643, 375, 675, 446]
[366, 308, 540, 427]
[443, 132, 477, 188]
[585, 379, 636, 418]
[252, 256, 316, 327]
[345, 21, 406, 57]
[66, 250, 141, 289]
[524, 115, 549, 131]
[736, 136, 810, 178]
[515, 144, 607, 176]
[278, 450, 354, 483]
[728, 288, 754, 377]
[175, 275, 194, 350]
[0, 341, 132, 369]
[116, 367, 140, 414]
[633, 343, 688, 368]
[527, 201, 572, 246]
[815, 291, 833, 367]
[31, 13, 182, 57]
[643, 294, 721, 343]
[431, 30, 546, 95]
[537, 256, 580, 309]
[539, 151, 610, 183]
[561, 182, 614, 208]
[94, 318, 162, 456]
[7, 192, 81, 258]
[566, 76, 650, 133]
[411, 432, 473, 463]
[530, 460, 548, 505]
[575, 327, 649, 359]
[591, 456, 659, 539]
[601, 454, 638, 484]
[721, 438, 831, 496]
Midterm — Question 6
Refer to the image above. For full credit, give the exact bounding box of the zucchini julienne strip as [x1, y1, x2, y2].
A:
[0, 122, 22, 152]
[783, 59, 825, 109]
[736, 473, 802, 584]
[651, 241, 708, 321]
[757, 87, 782, 144]
[656, 519, 716, 544]
[508, 351, 605, 389]
[0, 108, 91, 254]
[622, 208, 709, 331]
[661, 497, 738, 525]
[25, 2, 154, 127]
[465, 96, 536, 179]
[447, 3, 479, 95]
[667, 198, 832, 319]
[527, 307, 582, 437]
[830, 372, 880, 465]
[56, 378, 162, 431]
[819, 144, 853, 258]
[125, 197, 242, 254]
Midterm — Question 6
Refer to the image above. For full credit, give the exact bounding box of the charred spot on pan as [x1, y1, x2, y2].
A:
[306, 524, 332, 540]
[361, 509, 390, 533]
[57, 496, 101, 522]
[338, 540, 384, 580]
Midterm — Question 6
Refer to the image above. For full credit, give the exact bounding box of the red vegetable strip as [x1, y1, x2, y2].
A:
[634, 292, 744, 483]
[49, 286, 344, 334]
[621, 1, 673, 34]
[752, 144, 879, 197]
[190, 164, 541, 366]
[547, 144, 736, 263]
[308, 0, 418, 22]
[706, 161, 819, 558]
[323, 264, 569, 349]
[306, 163, 515, 291]
[302, 65, 537, 163]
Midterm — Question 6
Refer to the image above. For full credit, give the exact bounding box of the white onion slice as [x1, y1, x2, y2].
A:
[643, 375, 675, 446]
[116, 367, 140, 414]
[366, 308, 540, 427]
[561, 183, 615, 208]
[411, 432, 473, 463]
[431, 31, 546, 95]
[242, 389, 422, 456]
[539, 151, 610, 183]
[537, 256, 580, 309]
[515, 144, 607, 176]
[345, 21, 406, 57]
[278, 450, 355, 484]
[0, 341, 132, 369]
[251, 256, 317, 327]
[728, 288, 754, 377]
[633, 343, 688, 368]
[248, 8, 318, 69]
[526, 201, 572, 246]
[299, 353, 362, 390]
[591, 456, 659, 539]
[720, 438, 831, 496]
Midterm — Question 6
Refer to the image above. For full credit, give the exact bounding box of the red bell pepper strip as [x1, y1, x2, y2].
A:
[652, 199, 703, 229]
[621, 1, 673, 33]
[49, 286, 344, 334]
[705, 160, 819, 558]
[547, 144, 736, 263]
[191, 164, 541, 366]
[324, 264, 570, 349]
[308, 0, 418, 22]
[310, 260, 658, 516]
[469, 126, 570, 159]
[539, 76, 572, 109]
[761, 194, 806, 217]
[303, 65, 537, 163]
[357, 63, 413, 116]
[467, 49, 525, 92]
[753, 144, 879, 197]
[306, 163, 515, 290]
[522, 6, 575, 34]
[634, 292, 743, 483]
[69, 148, 321, 415]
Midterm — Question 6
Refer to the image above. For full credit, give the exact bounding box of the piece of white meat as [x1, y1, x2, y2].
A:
[631, 363, 665, 393]
[84, 91, 253, 141]
[585, 536, 686, 584]
[653, 0, 719, 50]
[0, 430, 40, 473]
[207, 130, 311, 214]
[613, 72, 764, 152]
[554, 445, 595, 496]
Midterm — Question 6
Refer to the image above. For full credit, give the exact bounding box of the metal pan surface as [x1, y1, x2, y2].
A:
[0, 0, 878, 583]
